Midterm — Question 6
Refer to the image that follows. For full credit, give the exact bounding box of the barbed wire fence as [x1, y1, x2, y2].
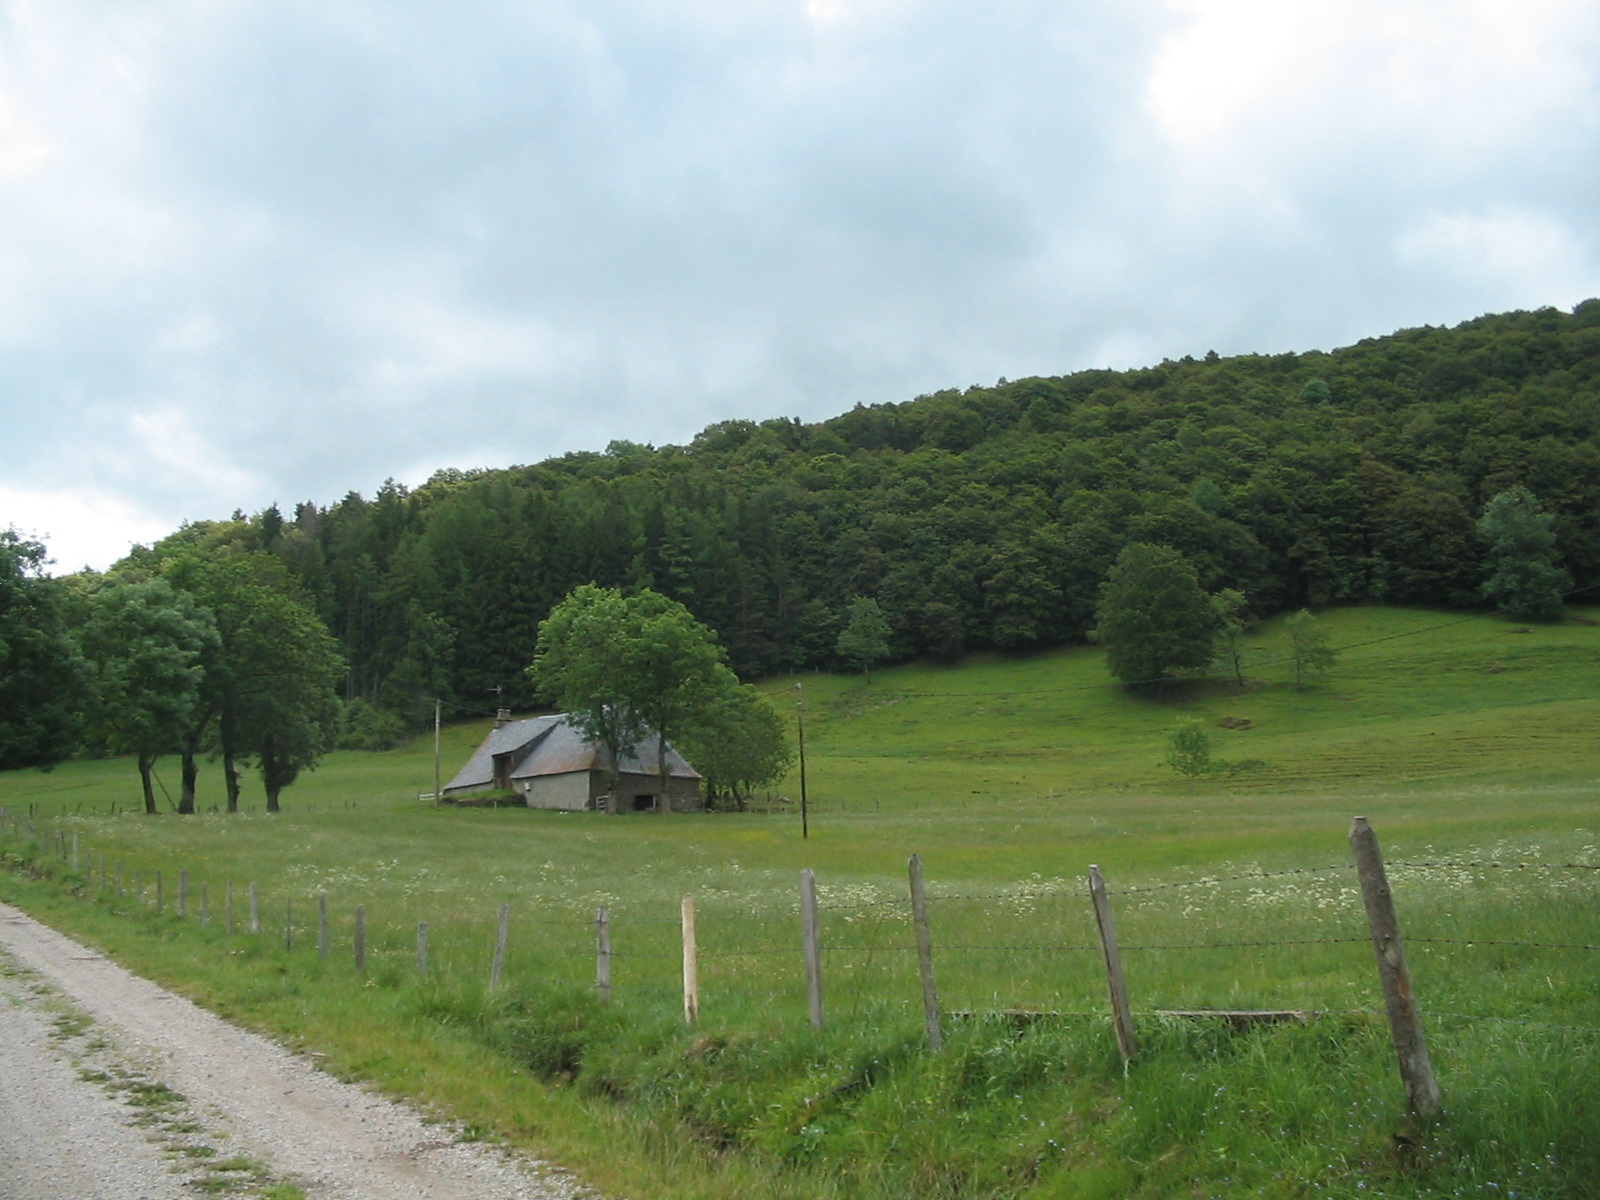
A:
[2, 808, 1595, 1116]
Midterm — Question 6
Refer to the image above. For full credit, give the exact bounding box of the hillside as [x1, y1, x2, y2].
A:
[122, 301, 1600, 721]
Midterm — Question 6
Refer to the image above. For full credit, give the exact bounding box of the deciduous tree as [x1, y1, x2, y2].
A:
[0, 531, 88, 771]
[1477, 486, 1570, 621]
[835, 596, 891, 681]
[1095, 544, 1216, 690]
[1285, 609, 1337, 689]
[678, 684, 794, 810]
[82, 579, 219, 813]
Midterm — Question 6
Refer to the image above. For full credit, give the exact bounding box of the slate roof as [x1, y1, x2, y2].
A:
[443, 714, 701, 794]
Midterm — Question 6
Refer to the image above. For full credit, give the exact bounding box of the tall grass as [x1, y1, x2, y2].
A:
[2, 606, 1598, 1198]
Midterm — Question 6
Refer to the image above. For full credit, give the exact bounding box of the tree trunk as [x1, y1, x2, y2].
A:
[179, 736, 199, 815]
[138, 754, 158, 815]
[265, 783, 282, 814]
[220, 710, 241, 813]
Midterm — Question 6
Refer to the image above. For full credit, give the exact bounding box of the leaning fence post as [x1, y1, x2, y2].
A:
[1088, 864, 1138, 1063]
[681, 894, 699, 1024]
[800, 868, 825, 1030]
[318, 893, 329, 961]
[249, 883, 260, 935]
[490, 902, 510, 989]
[355, 905, 367, 974]
[595, 905, 612, 1005]
[1350, 816, 1441, 1118]
[908, 854, 943, 1050]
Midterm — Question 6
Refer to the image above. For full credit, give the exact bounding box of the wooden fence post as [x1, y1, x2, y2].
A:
[800, 868, 825, 1030]
[490, 903, 509, 989]
[355, 905, 366, 974]
[1088, 864, 1138, 1063]
[285, 899, 293, 951]
[595, 905, 612, 1005]
[908, 854, 943, 1050]
[681, 894, 699, 1025]
[318, 894, 329, 961]
[178, 870, 188, 917]
[225, 882, 234, 934]
[417, 922, 428, 975]
[1350, 816, 1442, 1118]
[249, 883, 260, 935]
[156, 870, 164, 915]
[200, 882, 209, 928]
[70, 833, 79, 874]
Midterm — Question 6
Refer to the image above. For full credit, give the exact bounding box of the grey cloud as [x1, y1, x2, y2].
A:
[3, 0, 1599, 569]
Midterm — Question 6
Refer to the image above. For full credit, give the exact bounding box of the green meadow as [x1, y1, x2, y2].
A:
[2, 606, 1598, 1199]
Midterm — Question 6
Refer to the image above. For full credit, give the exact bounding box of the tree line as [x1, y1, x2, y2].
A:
[2, 301, 1594, 797]
[265, 300, 1594, 714]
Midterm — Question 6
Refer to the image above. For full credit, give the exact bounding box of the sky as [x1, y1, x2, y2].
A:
[3, 0, 1598, 574]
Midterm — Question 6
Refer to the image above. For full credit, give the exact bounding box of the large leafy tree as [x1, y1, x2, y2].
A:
[1477, 486, 1571, 621]
[236, 593, 344, 813]
[835, 596, 891, 681]
[530, 585, 646, 808]
[0, 531, 88, 771]
[678, 684, 794, 810]
[165, 553, 343, 812]
[1095, 544, 1216, 690]
[82, 579, 219, 813]
[531, 585, 740, 812]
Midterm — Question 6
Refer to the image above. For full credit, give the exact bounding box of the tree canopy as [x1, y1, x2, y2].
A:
[1095, 544, 1216, 689]
[0, 530, 87, 771]
[530, 585, 740, 811]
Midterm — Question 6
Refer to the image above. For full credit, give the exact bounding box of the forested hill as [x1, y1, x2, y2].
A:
[135, 301, 1600, 716]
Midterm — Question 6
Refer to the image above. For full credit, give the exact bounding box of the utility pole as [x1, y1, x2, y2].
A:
[432, 698, 442, 807]
[795, 681, 809, 840]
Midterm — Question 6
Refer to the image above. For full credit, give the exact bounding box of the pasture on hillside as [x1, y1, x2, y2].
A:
[2, 606, 1597, 1200]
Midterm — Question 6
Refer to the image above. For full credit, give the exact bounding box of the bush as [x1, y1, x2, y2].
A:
[336, 699, 407, 751]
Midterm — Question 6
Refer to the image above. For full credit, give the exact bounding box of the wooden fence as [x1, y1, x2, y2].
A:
[4, 808, 1596, 1120]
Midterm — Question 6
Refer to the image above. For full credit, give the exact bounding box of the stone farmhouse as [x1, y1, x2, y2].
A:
[442, 713, 702, 813]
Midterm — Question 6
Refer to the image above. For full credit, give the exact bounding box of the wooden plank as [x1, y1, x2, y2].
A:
[681, 894, 699, 1025]
[800, 869, 824, 1030]
[1088, 864, 1138, 1062]
[1350, 815, 1442, 1118]
[595, 905, 612, 1005]
[908, 854, 942, 1050]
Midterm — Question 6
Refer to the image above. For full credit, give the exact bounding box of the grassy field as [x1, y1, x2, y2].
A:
[2, 606, 1597, 1199]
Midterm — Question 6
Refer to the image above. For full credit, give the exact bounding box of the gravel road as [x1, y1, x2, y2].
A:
[0, 900, 598, 1200]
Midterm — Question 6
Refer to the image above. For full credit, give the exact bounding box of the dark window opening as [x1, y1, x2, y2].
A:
[632, 793, 656, 812]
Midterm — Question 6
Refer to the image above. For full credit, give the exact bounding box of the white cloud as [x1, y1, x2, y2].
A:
[0, 484, 171, 574]
[1396, 206, 1599, 306]
[0, 0, 1597, 570]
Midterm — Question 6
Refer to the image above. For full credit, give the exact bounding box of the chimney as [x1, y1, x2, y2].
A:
[494, 708, 512, 729]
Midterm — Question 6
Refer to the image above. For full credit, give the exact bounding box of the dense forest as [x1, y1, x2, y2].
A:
[140, 300, 1600, 723]
[76, 300, 1600, 730]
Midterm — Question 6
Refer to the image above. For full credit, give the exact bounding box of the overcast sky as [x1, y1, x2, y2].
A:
[4, 0, 1598, 573]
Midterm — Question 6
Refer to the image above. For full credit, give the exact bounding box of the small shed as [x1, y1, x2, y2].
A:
[442, 714, 702, 813]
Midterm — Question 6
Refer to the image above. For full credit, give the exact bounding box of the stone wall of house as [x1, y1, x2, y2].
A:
[520, 771, 593, 811]
[607, 771, 702, 813]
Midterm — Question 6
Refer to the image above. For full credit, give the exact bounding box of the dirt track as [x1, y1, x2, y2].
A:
[0, 900, 594, 1200]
